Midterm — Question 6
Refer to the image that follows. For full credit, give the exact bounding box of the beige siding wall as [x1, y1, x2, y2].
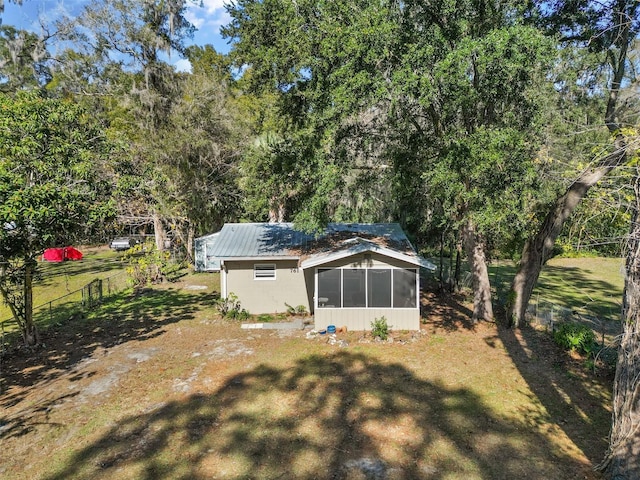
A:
[225, 260, 310, 314]
[314, 309, 419, 331]
[315, 252, 417, 270]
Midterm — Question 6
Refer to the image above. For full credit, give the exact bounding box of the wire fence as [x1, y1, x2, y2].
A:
[525, 297, 622, 347]
[430, 263, 622, 347]
[1, 271, 129, 353]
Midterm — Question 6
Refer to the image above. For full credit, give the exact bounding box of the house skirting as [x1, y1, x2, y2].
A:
[314, 308, 420, 331]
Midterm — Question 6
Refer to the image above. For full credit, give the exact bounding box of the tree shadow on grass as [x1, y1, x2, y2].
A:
[35, 255, 126, 286]
[0, 288, 216, 413]
[421, 290, 476, 331]
[495, 326, 613, 474]
[420, 288, 611, 476]
[43, 351, 596, 480]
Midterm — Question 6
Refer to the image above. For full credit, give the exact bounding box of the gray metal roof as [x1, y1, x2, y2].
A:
[207, 223, 415, 259]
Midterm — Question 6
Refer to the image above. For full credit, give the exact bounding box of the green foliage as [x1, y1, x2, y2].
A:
[285, 303, 308, 316]
[370, 316, 391, 341]
[0, 91, 114, 345]
[215, 292, 250, 320]
[124, 243, 172, 288]
[553, 322, 597, 355]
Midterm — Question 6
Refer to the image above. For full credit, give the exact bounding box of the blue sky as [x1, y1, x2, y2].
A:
[1, 0, 233, 71]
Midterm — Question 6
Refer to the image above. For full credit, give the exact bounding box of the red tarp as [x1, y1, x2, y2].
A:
[42, 247, 83, 262]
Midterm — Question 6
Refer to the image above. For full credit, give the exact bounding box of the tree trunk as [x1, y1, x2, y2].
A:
[268, 197, 286, 223]
[454, 239, 462, 293]
[462, 220, 494, 322]
[186, 222, 195, 262]
[597, 170, 640, 479]
[153, 212, 166, 251]
[507, 1, 632, 328]
[21, 260, 38, 347]
[508, 142, 627, 327]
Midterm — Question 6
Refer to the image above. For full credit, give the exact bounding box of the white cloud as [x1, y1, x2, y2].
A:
[186, 0, 232, 52]
[185, 9, 204, 29]
[174, 58, 192, 73]
[201, 0, 227, 15]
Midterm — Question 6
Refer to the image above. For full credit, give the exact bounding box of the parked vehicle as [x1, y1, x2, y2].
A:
[109, 237, 134, 251]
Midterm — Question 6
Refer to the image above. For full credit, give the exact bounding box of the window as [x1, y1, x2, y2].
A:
[393, 268, 417, 308]
[254, 264, 276, 280]
[317, 267, 417, 309]
[368, 269, 391, 307]
[317, 268, 341, 308]
[343, 269, 366, 307]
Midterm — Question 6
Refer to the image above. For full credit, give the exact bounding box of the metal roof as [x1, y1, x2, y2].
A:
[207, 223, 423, 261]
[207, 223, 314, 258]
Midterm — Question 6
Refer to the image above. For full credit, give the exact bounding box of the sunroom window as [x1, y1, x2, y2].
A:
[317, 267, 417, 309]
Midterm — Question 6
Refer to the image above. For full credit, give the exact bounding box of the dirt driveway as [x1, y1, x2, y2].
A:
[0, 285, 613, 480]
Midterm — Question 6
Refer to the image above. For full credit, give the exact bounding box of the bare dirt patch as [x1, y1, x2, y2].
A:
[0, 284, 613, 480]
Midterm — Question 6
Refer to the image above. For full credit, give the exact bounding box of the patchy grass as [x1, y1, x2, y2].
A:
[0, 269, 613, 480]
[490, 257, 624, 321]
[0, 247, 128, 327]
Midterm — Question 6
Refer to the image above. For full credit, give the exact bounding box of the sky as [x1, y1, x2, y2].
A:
[1, 0, 234, 72]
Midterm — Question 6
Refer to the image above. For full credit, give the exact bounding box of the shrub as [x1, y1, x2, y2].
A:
[371, 316, 391, 341]
[553, 322, 597, 355]
[125, 243, 172, 288]
[215, 293, 250, 320]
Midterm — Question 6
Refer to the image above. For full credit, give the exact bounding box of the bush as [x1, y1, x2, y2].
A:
[125, 243, 172, 288]
[215, 293, 250, 320]
[553, 322, 597, 355]
[371, 316, 391, 341]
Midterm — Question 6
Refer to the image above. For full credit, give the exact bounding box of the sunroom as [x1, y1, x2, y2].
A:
[301, 239, 434, 331]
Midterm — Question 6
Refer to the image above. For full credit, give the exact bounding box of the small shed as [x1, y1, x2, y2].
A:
[194, 232, 221, 271]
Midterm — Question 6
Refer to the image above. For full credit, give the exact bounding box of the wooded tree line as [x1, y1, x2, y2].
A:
[1, 0, 639, 477]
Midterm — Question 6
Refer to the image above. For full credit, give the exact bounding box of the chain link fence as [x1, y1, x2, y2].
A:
[1, 271, 129, 353]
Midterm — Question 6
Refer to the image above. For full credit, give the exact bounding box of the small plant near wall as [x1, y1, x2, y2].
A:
[371, 316, 391, 341]
[285, 303, 308, 316]
[215, 293, 250, 320]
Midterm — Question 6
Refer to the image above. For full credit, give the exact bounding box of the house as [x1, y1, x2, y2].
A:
[201, 223, 436, 331]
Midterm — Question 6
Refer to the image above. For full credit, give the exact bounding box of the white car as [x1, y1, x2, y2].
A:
[109, 237, 134, 251]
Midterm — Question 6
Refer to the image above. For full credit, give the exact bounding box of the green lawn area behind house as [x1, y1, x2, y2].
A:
[0, 247, 128, 329]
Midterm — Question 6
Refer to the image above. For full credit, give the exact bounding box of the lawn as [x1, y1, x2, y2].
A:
[0, 261, 616, 480]
[0, 246, 129, 330]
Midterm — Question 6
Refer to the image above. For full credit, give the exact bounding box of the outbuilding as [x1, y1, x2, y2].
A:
[204, 223, 435, 331]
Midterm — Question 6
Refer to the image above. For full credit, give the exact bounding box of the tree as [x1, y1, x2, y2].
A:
[58, 0, 199, 251]
[224, 0, 553, 319]
[507, 0, 640, 326]
[0, 24, 51, 91]
[0, 91, 113, 346]
[597, 135, 640, 477]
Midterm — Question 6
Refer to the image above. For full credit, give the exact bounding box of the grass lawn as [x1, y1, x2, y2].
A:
[489, 257, 624, 322]
[0, 261, 616, 480]
[0, 246, 128, 330]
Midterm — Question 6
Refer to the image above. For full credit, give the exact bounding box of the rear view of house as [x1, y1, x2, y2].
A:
[200, 223, 435, 331]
